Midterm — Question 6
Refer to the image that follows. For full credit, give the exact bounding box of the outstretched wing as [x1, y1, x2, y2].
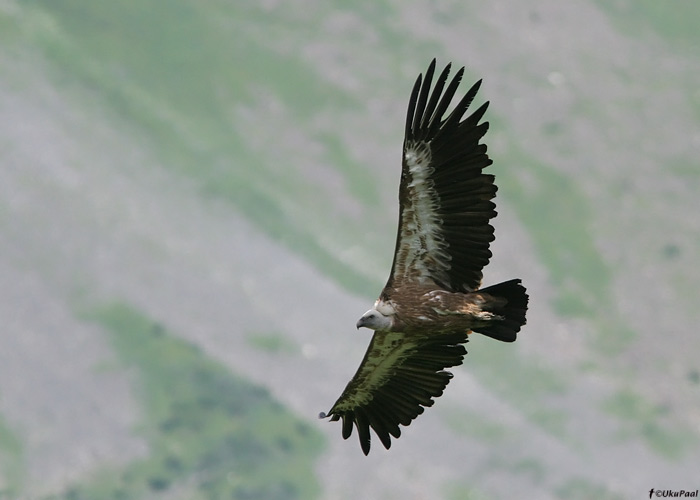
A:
[320, 330, 468, 455]
[385, 59, 496, 294]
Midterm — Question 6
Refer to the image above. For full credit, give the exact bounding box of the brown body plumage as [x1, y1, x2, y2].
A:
[377, 280, 525, 337]
[321, 60, 528, 455]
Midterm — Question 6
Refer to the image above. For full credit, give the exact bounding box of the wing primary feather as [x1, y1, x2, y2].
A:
[420, 62, 452, 134]
[439, 79, 483, 137]
[354, 408, 372, 455]
[341, 414, 354, 440]
[412, 59, 436, 136]
[427, 66, 464, 136]
[405, 74, 422, 139]
[464, 101, 490, 128]
[365, 404, 393, 450]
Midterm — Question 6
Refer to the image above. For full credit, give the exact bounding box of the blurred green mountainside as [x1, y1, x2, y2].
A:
[1, 1, 699, 499]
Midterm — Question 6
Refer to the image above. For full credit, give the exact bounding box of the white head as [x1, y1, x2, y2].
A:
[356, 309, 393, 331]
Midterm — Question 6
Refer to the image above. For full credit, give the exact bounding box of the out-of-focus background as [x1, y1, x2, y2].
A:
[1, 1, 699, 499]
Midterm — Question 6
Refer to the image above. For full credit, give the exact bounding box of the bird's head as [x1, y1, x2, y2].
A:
[356, 309, 393, 331]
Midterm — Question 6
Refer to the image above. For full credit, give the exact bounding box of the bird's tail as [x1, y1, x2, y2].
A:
[472, 279, 528, 342]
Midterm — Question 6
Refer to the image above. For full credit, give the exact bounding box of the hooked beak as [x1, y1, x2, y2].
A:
[356, 317, 366, 329]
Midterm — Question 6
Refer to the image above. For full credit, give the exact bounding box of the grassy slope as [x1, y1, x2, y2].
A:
[18, 0, 381, 297]
[0, 416, 23, 498]
[593, 0, 700, 52]
[41, 303, 322, 500]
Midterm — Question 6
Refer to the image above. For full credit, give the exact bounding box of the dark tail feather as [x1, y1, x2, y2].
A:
[473, 279, 528, 343]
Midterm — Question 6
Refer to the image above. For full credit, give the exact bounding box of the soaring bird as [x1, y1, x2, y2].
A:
[320, 60, 528, 455]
